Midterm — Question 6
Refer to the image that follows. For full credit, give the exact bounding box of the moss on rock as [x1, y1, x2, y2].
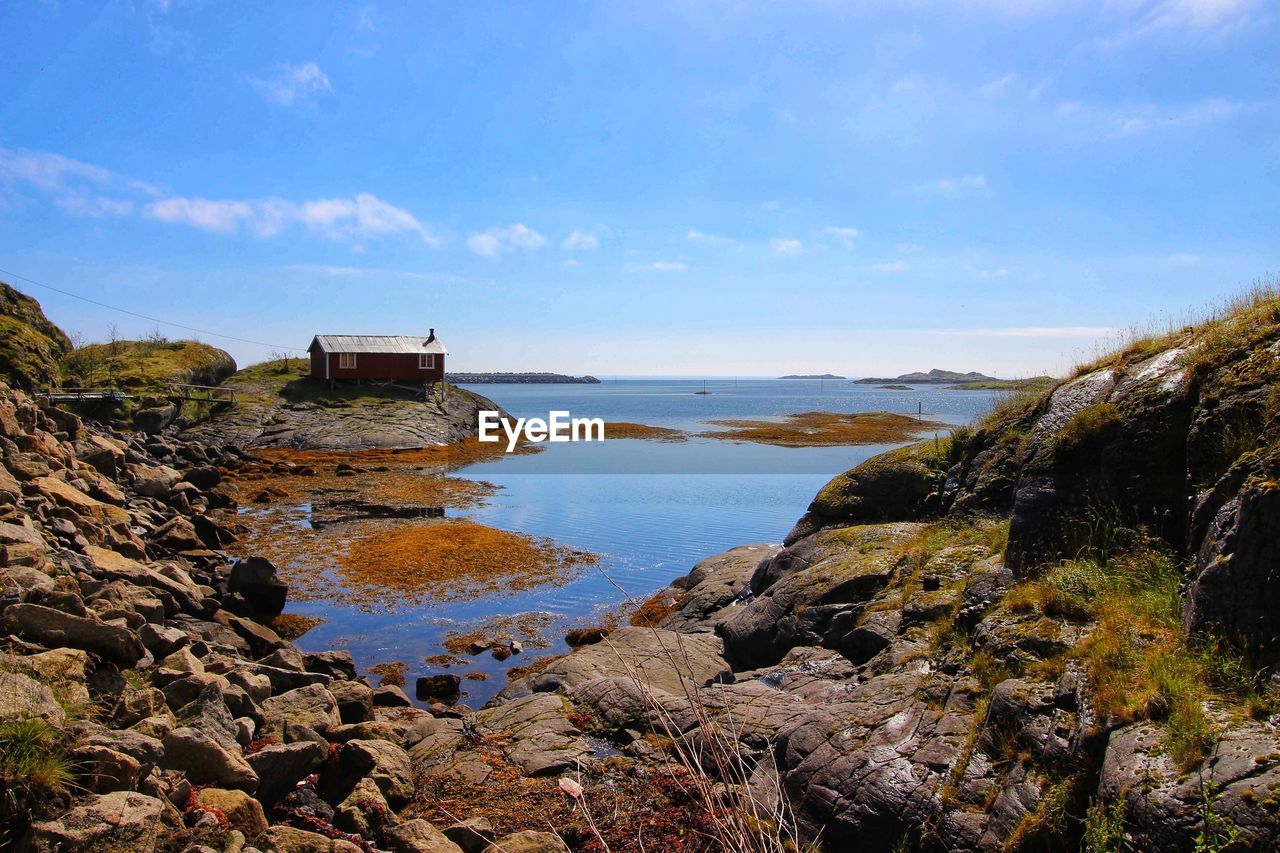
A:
[0, 283, 72, 391]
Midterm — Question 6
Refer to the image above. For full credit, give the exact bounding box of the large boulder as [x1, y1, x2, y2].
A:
[383, 818, 463, 853]
[23, 791, 163, 852]
[228, 556, 288, 619]
[194, 787, 269, 838]
[785, 443, 946, 544]
[0, 670, 66, 727]
[338, 738, 415, 806]
[160, 726, 258, 792]
[0, 603, 145, 665]
[1098, 718, 1280, 851]
[260, 684, 341, 738]
[246, 740, 328, 805]
[658, 543, 779, 632]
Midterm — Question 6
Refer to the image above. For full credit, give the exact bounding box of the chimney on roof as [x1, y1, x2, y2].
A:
[427, 328, 436, 343]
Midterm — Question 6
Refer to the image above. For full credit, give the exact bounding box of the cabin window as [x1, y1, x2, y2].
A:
[420, 354, 435, 369]
[339, 353, 357, 369]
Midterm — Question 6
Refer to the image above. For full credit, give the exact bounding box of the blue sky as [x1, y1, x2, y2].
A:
[1, 0, 1276, 376]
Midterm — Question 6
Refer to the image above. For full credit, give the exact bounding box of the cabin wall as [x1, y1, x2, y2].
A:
[318, 352, 445, 383]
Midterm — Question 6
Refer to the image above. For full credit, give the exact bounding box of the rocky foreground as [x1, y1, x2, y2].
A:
[0, 381, 583, 852]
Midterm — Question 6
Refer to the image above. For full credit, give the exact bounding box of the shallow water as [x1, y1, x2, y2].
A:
[276, 379, 999, 706]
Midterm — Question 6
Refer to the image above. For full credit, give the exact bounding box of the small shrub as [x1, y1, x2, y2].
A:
[1082, 797, 1128, 853]
[1194, 780, 1244, 853]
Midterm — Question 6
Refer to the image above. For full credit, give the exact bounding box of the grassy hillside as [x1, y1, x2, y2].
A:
[61, 338, 236, 390]
[0, 282, 73, 391]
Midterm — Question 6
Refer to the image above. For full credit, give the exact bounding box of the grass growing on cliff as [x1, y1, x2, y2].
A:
[1004, 528, 1280, 771]
[0, 719, 74, 845]
[61, 337, 234, 389]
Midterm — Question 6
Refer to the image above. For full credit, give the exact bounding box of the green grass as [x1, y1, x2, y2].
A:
[1082, 798, 1128, 853]
[62, 338, 235, 389]
[0, 719, 74, 846]
[1002, 536, 1242, 771]
[0, 315, 66, 391]
[1053, 403, 1122, 459]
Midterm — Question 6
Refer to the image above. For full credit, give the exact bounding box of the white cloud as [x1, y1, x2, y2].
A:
[466, 223, 548, 256]
[145, 192, 440, 245]
[0, 146, 438, 247]
[356, 6, 378, 32]
[1127, 0, 1261, 40]
[629, 261, 687, 272]
[1114, 98, 1243, 136]
[145, 197, 253, 233]
[563, 230, 599, 251]
[975, 73, 1019, 99]
[820, 226, 861, 249]
[0, 146, 160, 215]
[965, 264, 1010, 279]
[896, 242, 925, 254]
[562, 259, 582, 268]
[871, 260, 909, 273]
[759, 200, 779, 211]
[282, 264, 463, 282]
[771, 238, 803, 256]
[686, 228, 739, 247]
[247, 62, 333, 106]
[912, 175, 992, 199]
[55, 195, 136, 218]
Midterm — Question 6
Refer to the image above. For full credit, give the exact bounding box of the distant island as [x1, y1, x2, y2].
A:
[447, 372, 601, 384]
[853, 368, 1054, 390]
[778, 373, 846, 380]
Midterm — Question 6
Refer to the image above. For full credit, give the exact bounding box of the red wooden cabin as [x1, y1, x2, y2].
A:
[307, 331, 447, 383]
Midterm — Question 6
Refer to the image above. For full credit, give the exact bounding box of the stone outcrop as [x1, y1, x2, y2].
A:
[186, 366, 507, 451]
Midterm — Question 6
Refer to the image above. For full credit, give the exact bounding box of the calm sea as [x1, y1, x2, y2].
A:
[282, 378, 999, 706]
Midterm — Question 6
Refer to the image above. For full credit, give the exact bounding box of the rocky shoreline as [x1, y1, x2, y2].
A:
[0, 381, 601, 851]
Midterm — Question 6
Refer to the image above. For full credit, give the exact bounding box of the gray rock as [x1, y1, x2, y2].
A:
[160, 726, 258, 792]
[383, 818, 464, 853]
[339, 738, 415, 806]
[261, 684, 341, 738]
[245, 740, 328, 805]
[23, 791, 164, 851]
[473, 693, 594, 777]
[0, 603, 145, 665]
[480, 831, 566, 852]
[0, 670, 66, 727]
[329, 679, 374, 724]
[658, 544, 779, 632]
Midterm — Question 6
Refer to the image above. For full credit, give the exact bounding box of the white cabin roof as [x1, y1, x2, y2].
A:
[310, 335, 448, 356]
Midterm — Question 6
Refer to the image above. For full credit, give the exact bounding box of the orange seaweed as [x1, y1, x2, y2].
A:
[701, 410, 946, 447]
[602, 422, 689, 442]
[338, 520, 598, 602]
